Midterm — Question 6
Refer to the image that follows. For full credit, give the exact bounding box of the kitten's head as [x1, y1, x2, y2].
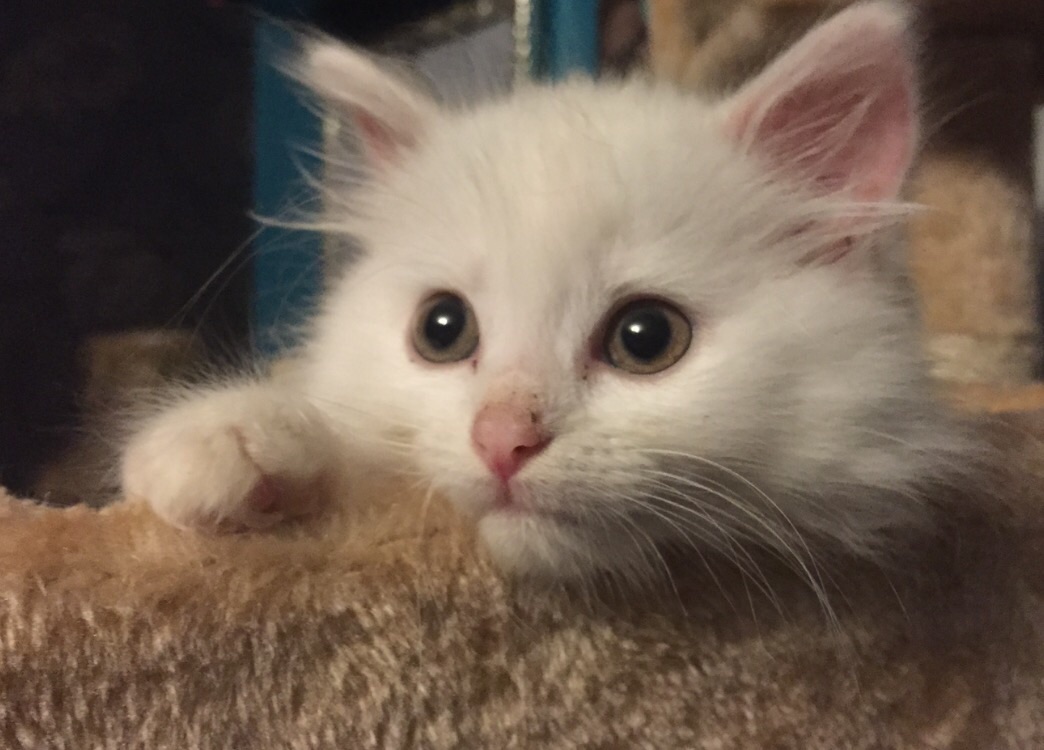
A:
[301, 2, 970, 580]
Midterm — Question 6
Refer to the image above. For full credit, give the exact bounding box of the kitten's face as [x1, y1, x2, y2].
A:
[304, 3, 956, 578]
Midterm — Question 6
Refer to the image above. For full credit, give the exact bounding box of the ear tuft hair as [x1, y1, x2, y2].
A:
[297, 39, 439, 168]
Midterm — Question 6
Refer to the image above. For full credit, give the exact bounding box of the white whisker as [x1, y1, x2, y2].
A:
[632, 464, 837, 630]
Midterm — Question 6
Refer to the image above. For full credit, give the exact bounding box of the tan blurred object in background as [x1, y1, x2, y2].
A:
[647, 0, 1044, 384]
[33, 330, 206, 507]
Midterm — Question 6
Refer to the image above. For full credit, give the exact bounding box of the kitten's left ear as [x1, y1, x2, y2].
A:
[721, 1, 918, 205]
[301, 40, 439, 168]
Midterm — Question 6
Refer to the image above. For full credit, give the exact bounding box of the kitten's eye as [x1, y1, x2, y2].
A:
[413, 292, 479, 363]
[603, 299, 692, 375]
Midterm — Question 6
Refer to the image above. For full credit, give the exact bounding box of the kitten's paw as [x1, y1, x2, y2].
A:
[122, 385, 345, 532]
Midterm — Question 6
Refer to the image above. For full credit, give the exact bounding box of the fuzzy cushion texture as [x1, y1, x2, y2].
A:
[1, 387, 1044, 748]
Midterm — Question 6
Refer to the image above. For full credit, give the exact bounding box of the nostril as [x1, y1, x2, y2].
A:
[488, 437, 550, 482]
[512, 437, 550, 464]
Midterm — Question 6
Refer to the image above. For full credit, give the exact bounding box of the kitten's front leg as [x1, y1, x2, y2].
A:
[122, 383, 346, 531]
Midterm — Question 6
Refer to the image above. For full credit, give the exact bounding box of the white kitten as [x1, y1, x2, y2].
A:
[123, 1, 977, 580]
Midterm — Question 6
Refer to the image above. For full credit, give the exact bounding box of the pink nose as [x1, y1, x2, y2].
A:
[471, 402, 551, 482]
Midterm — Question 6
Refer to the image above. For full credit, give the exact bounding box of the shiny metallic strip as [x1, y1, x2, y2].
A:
[513, 0, 533, 84]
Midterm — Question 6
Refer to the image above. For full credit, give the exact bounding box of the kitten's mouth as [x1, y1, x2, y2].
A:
[491, 486, 535, 516]
[493, 485, 527, 513]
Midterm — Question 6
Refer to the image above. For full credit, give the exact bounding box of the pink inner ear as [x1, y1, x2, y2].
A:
[354, 110, 407, 167]
[726, 7, 917, 205]
[355, 111, 393, 163]
[742, 71, 914, 203]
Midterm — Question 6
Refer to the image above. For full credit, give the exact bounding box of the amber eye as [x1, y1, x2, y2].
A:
[603, 299, 692, 375]
[412, 292, 479, 363]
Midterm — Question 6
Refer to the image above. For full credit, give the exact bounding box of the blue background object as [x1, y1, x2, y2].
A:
[529, 0, 600, 80]
[252, 2, 322, 357]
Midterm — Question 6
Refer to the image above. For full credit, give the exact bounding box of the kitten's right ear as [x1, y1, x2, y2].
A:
[300, 40, 438, 168]
[720, 1, 918, 207]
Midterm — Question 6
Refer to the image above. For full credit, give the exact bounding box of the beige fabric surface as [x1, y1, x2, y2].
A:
[1, 391, 1044, 748]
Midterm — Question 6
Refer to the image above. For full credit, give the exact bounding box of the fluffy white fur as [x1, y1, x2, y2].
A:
[122, 2, 977, 581]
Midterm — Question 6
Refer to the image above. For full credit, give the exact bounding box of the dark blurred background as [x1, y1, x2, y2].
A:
[0, 0, 460, 497]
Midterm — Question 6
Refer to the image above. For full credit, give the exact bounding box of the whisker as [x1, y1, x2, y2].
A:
[633, 464, 838, 631]
[595, 501, 688, 611]
[623, 489, 786, 617]
[642, 450, 817, 549]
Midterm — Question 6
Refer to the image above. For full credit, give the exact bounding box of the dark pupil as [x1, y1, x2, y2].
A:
[424, 297, 466, 350]
[620, 308, 671, 361]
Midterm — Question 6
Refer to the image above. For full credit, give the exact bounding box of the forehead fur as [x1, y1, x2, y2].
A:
[336, 78, 811, 309]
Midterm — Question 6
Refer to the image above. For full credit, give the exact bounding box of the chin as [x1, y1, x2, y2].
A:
[477, 513, 589, 579]
[476, 511, 645, 581]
